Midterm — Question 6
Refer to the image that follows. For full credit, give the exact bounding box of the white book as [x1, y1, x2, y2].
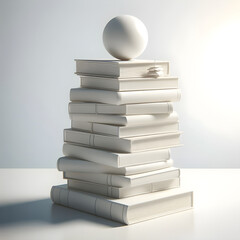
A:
[57, 157, 174, 176]
[80, 75, 178, 91]
[64, 167, 180, 187]
[75, 59, 169, 78]
[62, 143, 170, 168]
[71, 121, 179, 138]
[70, 111, 178, 126]
[68, 178, 180, 198]
[51, 185, 193, 225]
[68, 102, 173, 115]
[70, 88, 181, 105]
[64, 129, 181, 153]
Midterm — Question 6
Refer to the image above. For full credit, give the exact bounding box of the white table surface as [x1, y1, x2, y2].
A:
[0, 169, 240, 240]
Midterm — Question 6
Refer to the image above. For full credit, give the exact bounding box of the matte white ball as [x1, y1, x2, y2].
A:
[103, 15, 148, 60]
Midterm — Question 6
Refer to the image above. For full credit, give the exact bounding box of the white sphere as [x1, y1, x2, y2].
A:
[103, 15, 148, 60]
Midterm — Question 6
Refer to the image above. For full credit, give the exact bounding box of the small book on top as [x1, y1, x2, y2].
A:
[75, 59, 169, 78]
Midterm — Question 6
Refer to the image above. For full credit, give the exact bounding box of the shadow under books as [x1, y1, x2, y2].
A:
[0, 198, 122, 227]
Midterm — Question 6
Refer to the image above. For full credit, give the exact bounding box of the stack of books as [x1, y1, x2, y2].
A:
[51, 59, 193, 225]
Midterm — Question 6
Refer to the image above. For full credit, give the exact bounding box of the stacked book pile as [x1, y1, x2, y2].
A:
[51, 59, 193, 225]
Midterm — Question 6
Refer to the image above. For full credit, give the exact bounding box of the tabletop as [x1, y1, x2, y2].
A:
[0, 168, 240, 240]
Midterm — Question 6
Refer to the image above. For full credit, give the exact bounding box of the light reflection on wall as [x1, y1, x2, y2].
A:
[185, 20, 240, 136]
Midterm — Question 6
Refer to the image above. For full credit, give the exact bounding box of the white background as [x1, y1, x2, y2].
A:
[1, 0, 240, 167]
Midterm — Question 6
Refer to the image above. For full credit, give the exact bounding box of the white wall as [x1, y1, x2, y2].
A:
[1, 0, 240, 167]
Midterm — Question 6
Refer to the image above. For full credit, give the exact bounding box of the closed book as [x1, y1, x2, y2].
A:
[64, 167, 180, 187]
[51, 185, 193, 225]
[64, 129, 181, 153]
[62, 143, 170, 168]
[70, 111, 178, 126]
[57, 157, 173, 176]
[68, 178, 180, 198]
[71, 121, 179, 138]
[70, 88, 181, 105]
[75, 59, 169, 78]
[69, 102, 173, 115]
[80, 75, 178, 91]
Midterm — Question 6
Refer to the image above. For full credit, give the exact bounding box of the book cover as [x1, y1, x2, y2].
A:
[51, 185, 193, 225]
[80, 75, 178, 91]
[64, 167, 180, 187]
[70, 88, 181, 105]
[70, 111, 178, 126]
[68, 102, 173, 115]
[64, 129, 181, 153]
[71, 121, 179, 138]
[68, 178, 180, 198]
[75, 59, 169, 78]
[57, 157, 174, 175]
[62, 143, 170, 167]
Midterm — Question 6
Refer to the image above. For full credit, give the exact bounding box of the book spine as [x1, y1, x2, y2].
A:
[62, 143, 118, 168]
[68, 179, 119, 198]
[71, 121, 93, 132]
[75, 60, 119, 77]
[81, 77, 178, 91]
[65, 172, 127, 187]
[69, 102, 96, 114]
[70, 88, 119, 104]
[70, 88, 181, 105]
[81, 77, 120, 91]
[64, 129, 130, 152]
[68, 178, 180, 198]
[64, 129, 92, 146]
[69, 102, 124, 114]
[58, 157, 94, 172]
[70, 114, 127, 125]
[69, 102, 174, 115]
[64, 129, 181, 153]
[72, 121, 178, 138]
[51, 186, 126, 224]
[58, 157, 128, 175]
